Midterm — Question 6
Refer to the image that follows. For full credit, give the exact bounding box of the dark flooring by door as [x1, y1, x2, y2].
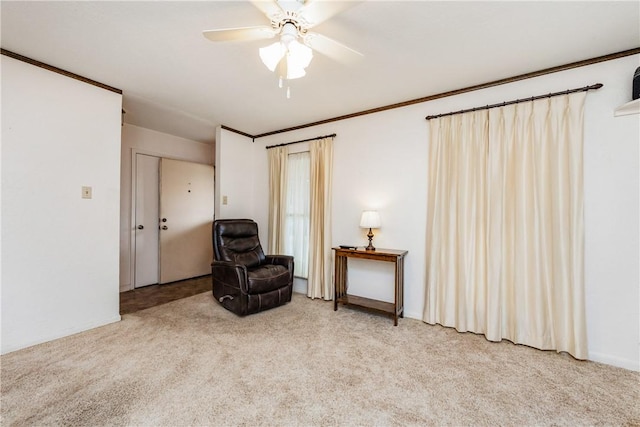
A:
[120, 275, 211, 315]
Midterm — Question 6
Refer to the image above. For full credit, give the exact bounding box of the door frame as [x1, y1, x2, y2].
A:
[128, 147, 214, 292]
[131, 153, 161, 289]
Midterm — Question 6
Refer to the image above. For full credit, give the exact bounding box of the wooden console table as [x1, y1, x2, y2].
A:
[333, 247, 408, 326]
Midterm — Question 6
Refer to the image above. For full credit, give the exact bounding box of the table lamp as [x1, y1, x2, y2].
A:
[360, 210, 381, 251]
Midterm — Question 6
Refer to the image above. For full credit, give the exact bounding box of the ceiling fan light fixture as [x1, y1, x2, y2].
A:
[260, 20, 312, 82]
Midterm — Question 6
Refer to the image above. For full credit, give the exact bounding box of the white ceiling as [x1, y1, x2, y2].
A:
[2, 1, 639, 144]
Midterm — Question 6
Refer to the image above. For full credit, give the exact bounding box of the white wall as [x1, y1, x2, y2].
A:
[214, 127, 269, 241]
[1, 56, 123, 354]
[119, 123, 213, 291]
[219, 55, 640, 371]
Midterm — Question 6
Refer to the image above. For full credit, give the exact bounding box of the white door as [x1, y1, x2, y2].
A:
[159, 158, 215, 284]
[134, 154, 160, 288]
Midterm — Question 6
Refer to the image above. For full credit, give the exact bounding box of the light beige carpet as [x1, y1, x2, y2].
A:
[1, 292, 639, 426]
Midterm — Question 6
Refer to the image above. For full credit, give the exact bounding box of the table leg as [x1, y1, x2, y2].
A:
[334, 254, 346, 311]
[334, 254, 339, 311]
[398, 257, 404, 319]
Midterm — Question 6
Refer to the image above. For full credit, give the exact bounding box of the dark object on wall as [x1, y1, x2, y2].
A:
[633, 67, 640, 100]
[211, 219, 294, 316]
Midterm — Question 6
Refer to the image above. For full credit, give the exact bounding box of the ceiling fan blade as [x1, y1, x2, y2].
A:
[304, 32, 363, 64]
[298, 0, 359, 27]
[203, 26, 276, 42]
[250, 0, 284, 19]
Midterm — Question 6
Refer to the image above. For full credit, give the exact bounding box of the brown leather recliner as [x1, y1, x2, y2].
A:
[211, 219, 294, 316]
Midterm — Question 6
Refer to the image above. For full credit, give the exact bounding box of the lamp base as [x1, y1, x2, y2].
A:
[365, 228, 376, 251]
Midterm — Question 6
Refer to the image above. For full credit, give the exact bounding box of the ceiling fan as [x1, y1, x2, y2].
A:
[203, 0, 362, 92]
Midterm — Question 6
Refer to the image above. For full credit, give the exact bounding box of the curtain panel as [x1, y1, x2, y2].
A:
[424, 92, 587, 359]
[308, 137, 334, 300]
[267, 146, 288, 254]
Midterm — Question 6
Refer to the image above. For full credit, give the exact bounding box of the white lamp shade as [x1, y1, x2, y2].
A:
[259, 41, 286, 72]
[282, 40, 312, 80]
[288, 40, 312, 68]
[360, 210, 381, 229]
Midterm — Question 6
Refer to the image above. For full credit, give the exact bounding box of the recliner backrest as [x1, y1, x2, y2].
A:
[213, 219, 266, 268]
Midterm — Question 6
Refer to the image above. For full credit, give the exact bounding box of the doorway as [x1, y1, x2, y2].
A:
[132, 154, 214, 288]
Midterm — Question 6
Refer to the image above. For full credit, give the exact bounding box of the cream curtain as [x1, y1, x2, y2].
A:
[267, 146, 288, 254]
[424, 92, 587, 359]
[307, 137, 334, 300]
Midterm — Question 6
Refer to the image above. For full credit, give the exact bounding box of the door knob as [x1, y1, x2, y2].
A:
[162, 225, 168, 230]
[137, 225, 144, 230]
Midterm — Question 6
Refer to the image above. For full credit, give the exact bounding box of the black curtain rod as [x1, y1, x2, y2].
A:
[425, 83, 603, 121]
[265, 133, 337, 149]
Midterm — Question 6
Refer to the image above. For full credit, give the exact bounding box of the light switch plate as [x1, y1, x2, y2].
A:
[82, 186, 92, 199]
[222, 195, 228, 205]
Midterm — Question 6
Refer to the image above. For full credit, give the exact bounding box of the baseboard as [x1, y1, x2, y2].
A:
[1, 314, 122, 355]
[403, 309, 422, 321]
[292, 277, 307, 295]
[588, 351, 639, 372]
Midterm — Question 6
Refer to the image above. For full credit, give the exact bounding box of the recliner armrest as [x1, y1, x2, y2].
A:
[211, 260, 249, 294]
[264, 255, 294, 280]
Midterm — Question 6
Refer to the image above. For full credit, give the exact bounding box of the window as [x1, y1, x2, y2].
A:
[283, 151, 310, 278]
